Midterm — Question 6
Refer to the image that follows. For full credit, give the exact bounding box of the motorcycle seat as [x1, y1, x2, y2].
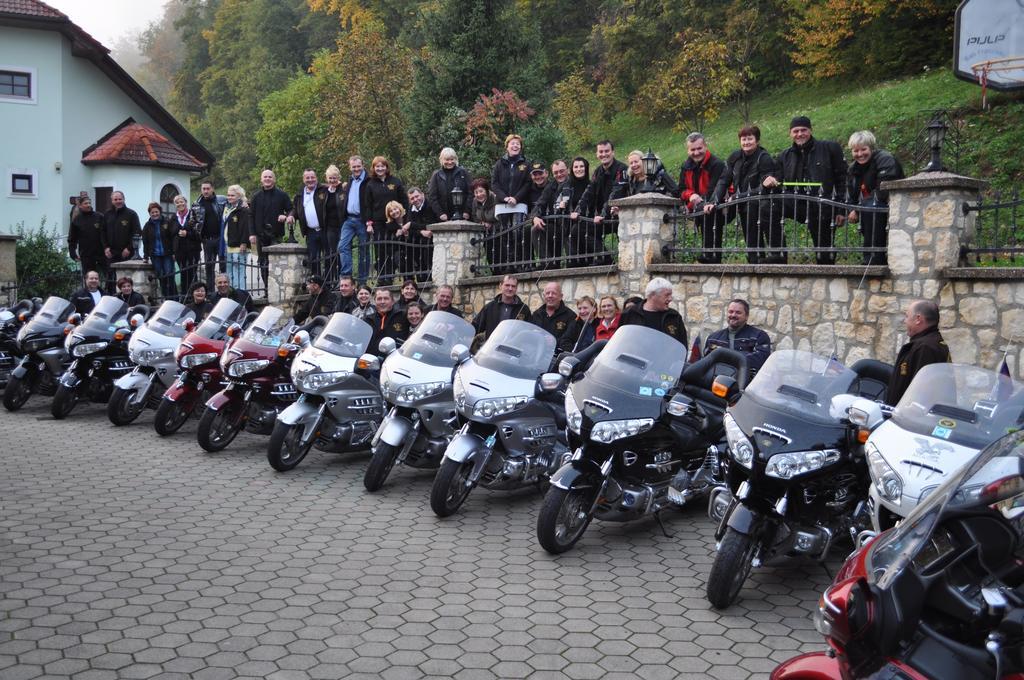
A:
[679, 348, 748, 410]
[847, 358, 893, 402]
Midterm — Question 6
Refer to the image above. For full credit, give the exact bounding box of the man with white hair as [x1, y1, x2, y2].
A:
[619, 277, 687, 345]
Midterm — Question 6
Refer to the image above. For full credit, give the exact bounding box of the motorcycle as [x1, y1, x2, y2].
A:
[3, 297, 72, 411]
[267, 312, 385, 472]
[850, 362, 1024, 533]
[153, 298, 250, 436]
[429, 319, 567, 518]
[52, 296, 147, 420]
[536, 325, 747, 554]
[197, 305, 303, 453]
[364, 311, 474, 492]
[0, 298, 36, 388]
[772, 429, 1024, 680]
[107, 300, 196, 426]
[707, 349, 893, 609]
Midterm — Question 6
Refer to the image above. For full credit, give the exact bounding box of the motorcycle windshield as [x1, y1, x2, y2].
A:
[313, 313, 372, 357]
[241, 306, 293, 347]
[868, 429, 1024, 590]
[146, 301, 195, 338]
[195, 298, 244, 340]
[475, 319, 556, 380]
[892, 363, 1024, 450]
[28, 296, 73, 329]
[398, 312, 475, 367]
[81, 296, 128, 330]
[743, 349, 857, 424]
[584, 325, 686, 406]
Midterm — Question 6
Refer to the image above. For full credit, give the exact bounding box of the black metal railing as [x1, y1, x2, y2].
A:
[662, 190, 890, 266]
[2, 268, 83, 306]
[961, 189, 1024, 266]
[470, 215, 617, 276]
[148, 253, 268, 305]
[308, 238, 433, 288]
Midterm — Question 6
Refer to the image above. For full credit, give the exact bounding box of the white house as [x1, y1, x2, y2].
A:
[0, 0, 214, 237]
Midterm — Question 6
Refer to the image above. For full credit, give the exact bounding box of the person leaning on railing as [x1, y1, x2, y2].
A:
[679, 133, 726, 264]
[469, 179, 500, 272]
[530, 160, 572, 268]
[846, 130, 905, 267]
[704, 125, 781, 264]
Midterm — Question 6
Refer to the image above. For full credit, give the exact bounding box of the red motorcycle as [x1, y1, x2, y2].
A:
[153, 298, 251, 436]
[772, 429, 1024, 680]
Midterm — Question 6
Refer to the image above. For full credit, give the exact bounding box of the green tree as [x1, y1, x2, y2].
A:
[255, 73, 326, 192]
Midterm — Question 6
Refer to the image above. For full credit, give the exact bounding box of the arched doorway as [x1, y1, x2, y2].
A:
[159, 183, 181, 217]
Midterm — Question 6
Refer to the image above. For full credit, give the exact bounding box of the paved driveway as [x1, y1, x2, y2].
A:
[0, 400, 833, 679]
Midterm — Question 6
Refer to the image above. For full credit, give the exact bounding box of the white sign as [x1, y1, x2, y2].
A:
[954, 0, 1024, 91]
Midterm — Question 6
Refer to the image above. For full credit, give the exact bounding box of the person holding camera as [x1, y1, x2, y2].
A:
[248, 169, 292, 286]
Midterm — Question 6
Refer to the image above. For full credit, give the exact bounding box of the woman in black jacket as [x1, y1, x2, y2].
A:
[490, 134, 531, 271]
[220, 185, 252, 290]
[364, 156, 408, 282]
[847, 130, 904, 266]
[142, 202, 178, 300]
[171, 194, 202, 296]
[426, 148, 471, 221]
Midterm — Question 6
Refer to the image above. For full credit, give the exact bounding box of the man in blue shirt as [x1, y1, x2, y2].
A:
[338, 156, 372, 285]
[704, 298, 772, 378]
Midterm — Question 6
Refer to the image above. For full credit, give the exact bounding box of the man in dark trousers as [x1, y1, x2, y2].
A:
[531, 160, 573, 267]
[405, 187, 439, 281]
[679, 133, 727, 263]
[68, 195, 107, 281]
[764, 116, 848, 265]
[103, 191, 140, 291]
[472, 274, 530, 346]
[70, 270, 103, 315]
[427, 284, 463, 318]
[529, 281, 575, 346]
[286, 168, 328, 277]
[620, 277, 688, 346]
[365, 288, 409, 355]
[886, 300, 951, 406]
[249, 169, 292, 286]
[192, 181, 227, 287]
[294, 275, 337, 324]
[704, 298, 772, 378]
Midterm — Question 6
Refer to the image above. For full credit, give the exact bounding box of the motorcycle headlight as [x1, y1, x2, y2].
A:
[765, 449, 841, 479]
[132, 347, 174, 364]
[227, 358, 270, 378]
[590, 418, 654, 444]
[296, 370, 351, 391]
[725, 413, 755, 468]
[21, 338, 49, 353]
[72, 341, 108, 357]
[566, 388, 582, 434]
[866, 442, 902, 504]
[473, 395, 529, 419]
[180, 352, 219, 369]
[395, 381, 447, 404]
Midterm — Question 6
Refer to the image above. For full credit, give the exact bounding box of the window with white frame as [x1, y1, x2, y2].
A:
[0, 67, 35, 103]
[8, 170, 37, 197]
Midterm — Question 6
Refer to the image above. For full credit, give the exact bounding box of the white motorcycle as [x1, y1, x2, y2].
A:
[108, 300, 195, 426]
[849, 362, 1024, 532]
[364, 311, 475, 492]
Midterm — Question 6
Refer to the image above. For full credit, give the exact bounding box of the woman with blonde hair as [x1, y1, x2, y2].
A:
[558, 295, 598, 353]
[365, 156, 409, 282]
[379, 200, 407, 285]
[426, 147, 471, 221]
[323, 164, 345, 270]
[595, 295, 621, 341]
[220, 184, 251, 289]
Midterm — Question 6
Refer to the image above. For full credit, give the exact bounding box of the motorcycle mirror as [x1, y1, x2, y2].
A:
[538, 373, 563, 392]
[63, 325, 73, 335]
[277, 343, 298, 358]
[293, 330, 311, 347]
[183, 318, 196, 333]
[378, 337, 397, 356]
[113, 330, 128, 341]
[18, 311, 32, 323]
[357, 353, 380, 371]
[558, 355, 580, 378]
[130, 313, 145, 328]
[667, 393, 694, 417]
[226, 323, 242, 338]
[450, 344, 470, 365]
[67, 313, 81, 325]
[711, 375, 739, 404]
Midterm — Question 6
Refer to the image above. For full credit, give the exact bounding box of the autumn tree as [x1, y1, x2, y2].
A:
[552, 69, 605, 150]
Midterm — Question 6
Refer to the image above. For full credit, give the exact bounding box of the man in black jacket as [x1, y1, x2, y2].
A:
[426, 284, 463, 318]
[886, 300, 951, 406]
[249, 169, 292, 286]
[294, 275, 337, 324]
[529, 281, 575, 346]
[68, 196, 107, 281]
[472, 274, 530, 346]
[192, 181, 227, 287]
[575, 140, 628, 227]
[333, 276, 357, 314]
[103, 191, 141, 291]
[679, 133, 727, 264]
[763, 116, 848, 265]
[70, 270, 103, 315]
[531, 160, 573, 267]
[210, 273, 253, 312]
[620, 277, 688, 346]
[704, 299, 772, 378]
[365, 288, 409, 356]
[405, 187, 438, 281]
[286, 169, 328, 277]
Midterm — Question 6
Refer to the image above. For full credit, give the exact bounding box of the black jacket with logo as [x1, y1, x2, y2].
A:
[619, 305, 688, 347]
[886, 326, 951, 406]
[250, 187, 293, 243]
[577, 159, 629, 218]
[365, 174, 409, 228]
[68, 209, 106, 259]
[712, 147, 777, 203]
[848, 149, 904, 206]
[338, 173, 372, 222]
[491, 154, 532, 205]
[530, 302, 576, 344]
[210, 287, 254, 313]
[142, 217, 176, 260]
[774, 137, 848, 198]
[290, 185, 329, 237]
[365, 308, 410, 356]
[104, 206, 141, 256]
[426, 166, 472, 219]
[472, 294, 530, 340]
[70, 287, 101, 315]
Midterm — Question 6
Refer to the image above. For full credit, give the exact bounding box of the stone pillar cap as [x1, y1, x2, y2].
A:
[112, 259, 152, 269]
[263, 242, 307, 253]
[0, 234, 20, 242]
[608, 193, 682, 209]
[881, 172, 988, 192]
[429, 220, 487, 233]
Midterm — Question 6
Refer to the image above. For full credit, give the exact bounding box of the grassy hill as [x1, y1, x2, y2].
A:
[586, 69, 1024, 191]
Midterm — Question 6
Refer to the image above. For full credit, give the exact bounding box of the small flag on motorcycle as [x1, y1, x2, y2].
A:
[992, 356, 1013, 401]
[688, 332, 702, 364]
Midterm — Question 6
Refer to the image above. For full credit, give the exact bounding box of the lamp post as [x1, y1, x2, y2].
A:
[285, 218, 297, 244]
[640, 149, 660, 193]
[449, 185, 465, 220]
[924, 115, 948, 173]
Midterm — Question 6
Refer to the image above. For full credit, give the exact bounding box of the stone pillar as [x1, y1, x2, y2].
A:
[264, 243, 307, 307]
[430, 221, 486, 287]
[111, 260, 157, 303]
[0, 234, 18, 303]
[610, 193, 681, 296]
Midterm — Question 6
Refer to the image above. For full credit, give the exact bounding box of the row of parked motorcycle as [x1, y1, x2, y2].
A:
[5, 294, 1024, 679]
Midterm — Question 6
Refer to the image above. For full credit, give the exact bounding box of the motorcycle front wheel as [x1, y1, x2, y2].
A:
[3, 373, 34, 411]
[706, 527, 757, 609]
[267, 420, 315, 471]
[107, 386, 145, 426]
[430, 458, 475, 518]
[197, 400, 244, 452]
[51, 383, 79, 420]
[537, 486, 594, 554]
[363, 441, 400, 492]
[154, 396, 193, 436]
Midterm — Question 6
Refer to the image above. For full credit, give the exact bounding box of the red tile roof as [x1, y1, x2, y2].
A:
[0, 0, 65, 19]
[82, 120, 208, 172]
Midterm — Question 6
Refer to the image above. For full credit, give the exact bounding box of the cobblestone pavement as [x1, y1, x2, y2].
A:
[0, 400, 835, 680]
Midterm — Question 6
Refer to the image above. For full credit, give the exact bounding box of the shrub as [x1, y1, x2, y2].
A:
[13, 219, 79, 299]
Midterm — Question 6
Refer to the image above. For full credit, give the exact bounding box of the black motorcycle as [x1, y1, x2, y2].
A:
[0, 298, 39, 390]
[52, 296, 147, 419]
[536, 325, 747, 554]
[706, 349, 892, 609]
[3, 296, 72, 411]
